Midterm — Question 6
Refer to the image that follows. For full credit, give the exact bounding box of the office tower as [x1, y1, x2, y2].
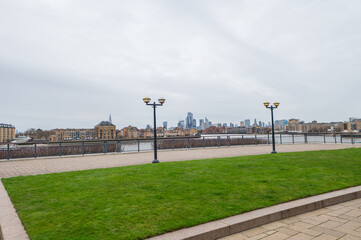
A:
[178, 120, 185, 129]
[192, 119, 197, 128]
[230, 122, 234, 128]
[245, 119, 251, 127]
[163, 121, 168, 129]
[199, 119, 204, 129]
[205, 117, 209, 128]
[186, 112, 193, 129]
[240, 121, 245, 126]
[254, 118, 257, 126]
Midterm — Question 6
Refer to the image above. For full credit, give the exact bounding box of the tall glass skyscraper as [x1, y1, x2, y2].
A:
[186, 112, 193, 129]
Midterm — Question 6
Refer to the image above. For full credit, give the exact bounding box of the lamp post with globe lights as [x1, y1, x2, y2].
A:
[143, 97, 166, 163]
[264, 101, 280, 154]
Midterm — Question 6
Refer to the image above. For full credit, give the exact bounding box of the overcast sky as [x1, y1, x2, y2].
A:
[1, 0, 360, 131]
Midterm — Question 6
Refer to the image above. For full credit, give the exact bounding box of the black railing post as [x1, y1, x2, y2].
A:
[172, 138, 175, 150]
[335, 134, 337, 144]
[351, 133, 354, 144]
[227, 136, 230, 147]
[340, 134, 343, 143]
[82, 141, 85, 156]
[280, 134, 282, 144]
[34, 143, 37, 159]
[324, 134, 326, 144]
[267, 134, 270, 144]
[59, 142, 62, 157]
[255, 135, 257, 145]
[242, 135, 244, 146]
[138, 139, 140, 152]
[103, 141, 106, 154]
[202, 137, 205, 148]
[117, 140, 120, 153]
[187, 137, 190, 149]
[304, 133, 308, 143]
[7, 143, 10, 160]
[217, 136, 220, 147]
[292, 134, 295, 144]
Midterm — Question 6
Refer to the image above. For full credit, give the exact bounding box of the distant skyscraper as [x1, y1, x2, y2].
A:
[186, 112, 194, 129]
[240, 121, 245, 126]
[254, 118, 257, 126]
[259, 121, 262, 127]
[245, 119, 251, 127]
[163, 121, 168, 129]
[192, 119, 197, 128]
[178, 120, 185, 129]
[230, 122, 234, 128]
[199, 119, 204, 129]
[109, 114, 112, 124]
[205, 117, 210, 128]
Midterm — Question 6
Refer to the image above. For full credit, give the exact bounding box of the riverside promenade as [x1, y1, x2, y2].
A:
[0, 143, 360, 240]
[0, 143, 357, 178]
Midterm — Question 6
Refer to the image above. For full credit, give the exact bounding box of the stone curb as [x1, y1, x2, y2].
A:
[148, 185, 361, 240]
[0, 181, 29, 240]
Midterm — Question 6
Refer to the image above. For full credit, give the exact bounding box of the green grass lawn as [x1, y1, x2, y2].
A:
[2, 148, 361, 240]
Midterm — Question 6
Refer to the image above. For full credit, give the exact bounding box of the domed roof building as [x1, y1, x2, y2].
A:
[95, 121, 115, 127]
[94, 120, 116, 140]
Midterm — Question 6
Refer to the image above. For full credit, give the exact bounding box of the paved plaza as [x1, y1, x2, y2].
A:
[221, 198, 361, 240]
[0, 143, 357, 178]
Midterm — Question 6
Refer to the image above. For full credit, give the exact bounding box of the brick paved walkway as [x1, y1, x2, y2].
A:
[220, 198, 361, 240]
[0, 144, 357, 178]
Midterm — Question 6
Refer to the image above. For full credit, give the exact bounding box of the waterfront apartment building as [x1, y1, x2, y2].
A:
[94, 121, 116, 140]
[49, 128, 96, 141]
[342, 121, 361, 132]
[0, 123, 16, 143]
[119, 126, 140, 139]
[49, 121, 116, 141]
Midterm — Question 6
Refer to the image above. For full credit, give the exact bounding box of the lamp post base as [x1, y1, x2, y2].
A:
[152, 159, 160, 163]
[271, 151, 277, 154]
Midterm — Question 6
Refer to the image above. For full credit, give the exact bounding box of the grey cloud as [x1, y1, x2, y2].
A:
[1, 0, 360, 131]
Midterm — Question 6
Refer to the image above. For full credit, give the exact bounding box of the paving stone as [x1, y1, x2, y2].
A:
[240, 227, 268, 237]
[289, 225, 322, 237]
[336, 221, 361, 231]
[260, 232, 289, 240]
[276, 226, 299, 236]
[339, 235, 361, 240]
[261, 221, 286, 230]
[311, 226, 347, 238]
[287, 233, 314, 240]
[313, 233, 338, 240]
[317, 220, 345, 229]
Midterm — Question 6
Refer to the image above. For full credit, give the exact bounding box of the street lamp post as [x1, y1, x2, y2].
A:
[143, 97, 166, 163]
[264, 101, 280, 154]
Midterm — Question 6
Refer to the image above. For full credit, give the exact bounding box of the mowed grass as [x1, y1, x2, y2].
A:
[2, 148, 361, 240]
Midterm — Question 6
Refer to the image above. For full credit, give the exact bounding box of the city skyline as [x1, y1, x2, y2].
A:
[1, 1, 361, 131]
[10, 112, 359, 133]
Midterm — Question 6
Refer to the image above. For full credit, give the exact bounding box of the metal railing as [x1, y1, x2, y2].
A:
[0, 133, 360, 160]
